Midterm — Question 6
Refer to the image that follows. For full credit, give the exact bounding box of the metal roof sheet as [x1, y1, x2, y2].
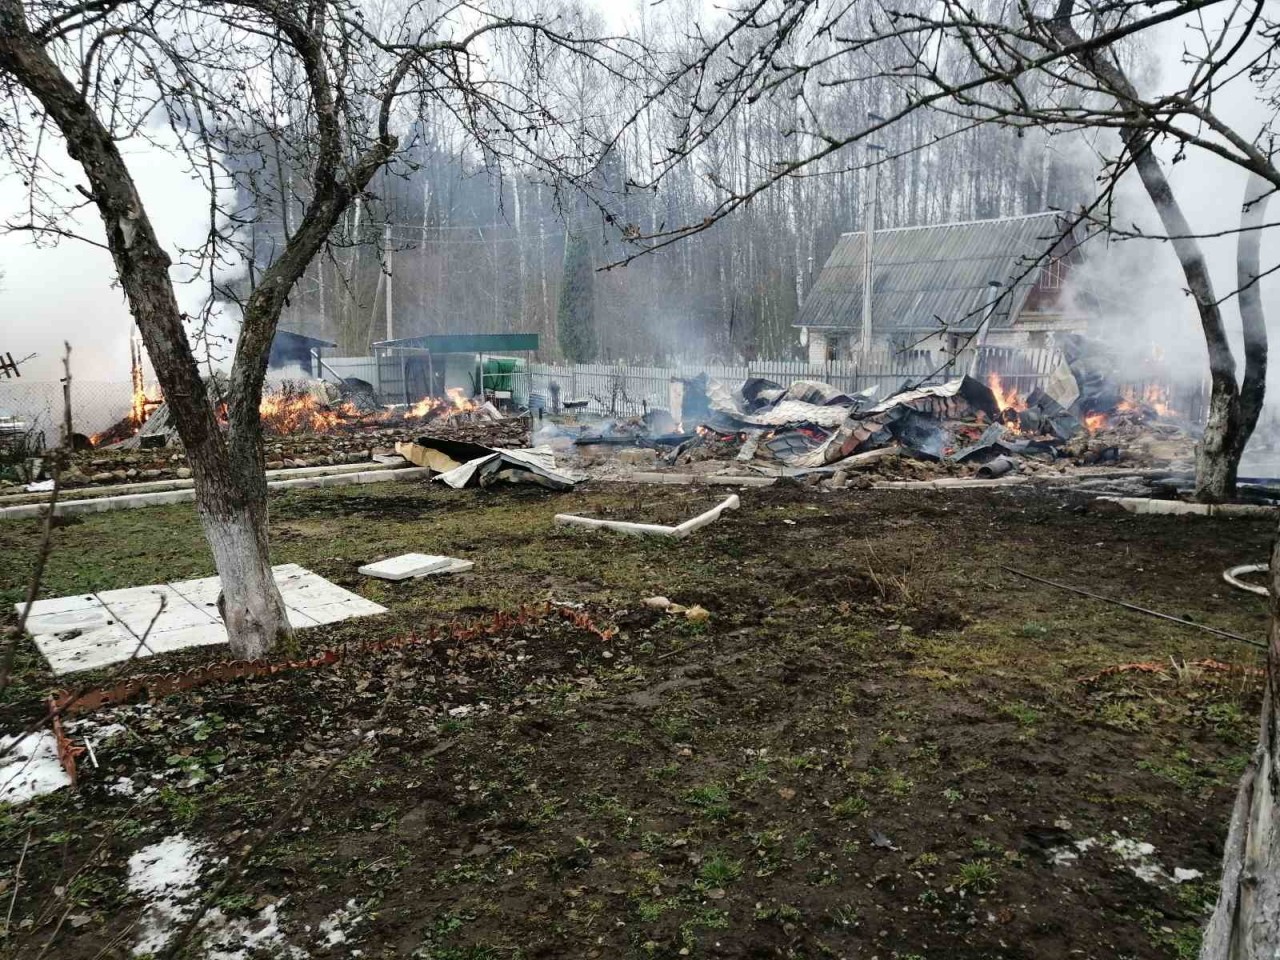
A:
[796, 212, 1072, 334]
[374, 333, 540, 353]
[273, 329, 337, 348]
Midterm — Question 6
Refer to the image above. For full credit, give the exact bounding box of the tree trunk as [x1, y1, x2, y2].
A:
[1198, 529, 1280, 958]
[0, 2, 292, 659]
[206, 490, 289, 661]
[1224, 175, 1272, 490]
[1044, 10, 1241, 503]
[1124, 137, 1243, 502]
[1, 0, 394, 659]
[1198, 175, 1277, 960]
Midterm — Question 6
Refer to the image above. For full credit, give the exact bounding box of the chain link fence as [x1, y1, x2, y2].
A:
[0, 380, 134, 443]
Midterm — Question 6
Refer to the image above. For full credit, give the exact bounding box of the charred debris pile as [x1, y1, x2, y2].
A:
[559, 343, 1197, 485]
[43, 382, 531, 489]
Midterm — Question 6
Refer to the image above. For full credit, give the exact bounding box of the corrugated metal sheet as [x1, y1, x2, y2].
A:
[373, 333, 540, 353]
[796, 212, 1070, 334]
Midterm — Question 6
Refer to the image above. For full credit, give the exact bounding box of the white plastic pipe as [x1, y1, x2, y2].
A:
[555, 494, 740, 539]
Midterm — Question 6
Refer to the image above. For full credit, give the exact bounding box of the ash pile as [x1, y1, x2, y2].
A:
[669, 344, 1195, 481]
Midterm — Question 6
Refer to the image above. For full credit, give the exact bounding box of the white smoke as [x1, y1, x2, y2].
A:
[0, 121, 243, 382]
[1072, 13, 1280, 393]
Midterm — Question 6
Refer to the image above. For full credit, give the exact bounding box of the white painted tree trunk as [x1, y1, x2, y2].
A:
[202, 504, 290, 661]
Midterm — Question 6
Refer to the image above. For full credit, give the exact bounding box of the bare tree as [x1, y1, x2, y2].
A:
[0, 0, 645, 657]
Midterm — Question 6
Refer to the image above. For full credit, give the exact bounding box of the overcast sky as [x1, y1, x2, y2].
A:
[0, 2, 1273, 383]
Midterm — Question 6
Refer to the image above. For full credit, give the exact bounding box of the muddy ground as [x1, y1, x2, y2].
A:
[0, 477, 1271, 959]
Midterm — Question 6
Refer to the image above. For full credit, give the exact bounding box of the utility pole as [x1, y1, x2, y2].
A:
[862, 115, 886, 358]
[384, 222, 394, 342]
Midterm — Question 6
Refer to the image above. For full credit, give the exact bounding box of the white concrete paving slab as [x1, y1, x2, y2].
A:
[18, 565, 387, 675]
[18, 593, 100, 617]
[358, 554, 473, 580]
[23, 606, 114, 636]
[167, 575, 224, 611]
[304, 600, 386, 626]
[285, 608, 321, 629]
[144, 624, 231, 654]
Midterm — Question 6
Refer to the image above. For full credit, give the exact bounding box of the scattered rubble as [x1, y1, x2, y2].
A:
[642, 596, 713, 621]
[2, 378, 532, 492]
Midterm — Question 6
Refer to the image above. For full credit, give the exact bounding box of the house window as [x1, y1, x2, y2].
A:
[1041, 257, 1066, 289]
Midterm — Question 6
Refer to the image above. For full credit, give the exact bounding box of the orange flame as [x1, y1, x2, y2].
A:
[129, 337, 162, 428]
[1084, 412, 1108, 433]
[987, 373, 1026, 413]
[258, 390, 343, 435]
[407, 387, 480, 419]
[1117, 384, 1174, 417]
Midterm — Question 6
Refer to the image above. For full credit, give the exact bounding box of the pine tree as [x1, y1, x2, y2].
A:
[556, 227, 596, 362]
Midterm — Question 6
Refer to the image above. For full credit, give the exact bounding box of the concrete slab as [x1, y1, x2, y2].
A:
[23, 606, 115, 635]
[32, 625, 152, 674]
[358, 554, 474, 580]
[168, 575, 228, 611]
[18, 594, 99, 618]
[18, 565, 387, 676]
[144, 624, 230, 654]
[285, 607, 321, 629]
[302, 599, 387, 625]
[0, 466, 431, 522]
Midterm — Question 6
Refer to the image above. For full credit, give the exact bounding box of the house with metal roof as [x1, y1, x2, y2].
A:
[796, 211, 1092, 364]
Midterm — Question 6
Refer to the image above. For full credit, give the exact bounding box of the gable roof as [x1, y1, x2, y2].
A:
[796, 211, 1074, 335]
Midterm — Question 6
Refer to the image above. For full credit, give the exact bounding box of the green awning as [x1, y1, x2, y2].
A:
[373, 333, 539, 353]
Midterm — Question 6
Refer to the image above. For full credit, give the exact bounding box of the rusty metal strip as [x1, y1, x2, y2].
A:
[50, 603, 616, 720]
[47, 697, 84, 786]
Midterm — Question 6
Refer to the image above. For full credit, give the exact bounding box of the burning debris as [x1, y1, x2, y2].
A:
[661, 344, 1194, 480]
[90, 379, 512, 451]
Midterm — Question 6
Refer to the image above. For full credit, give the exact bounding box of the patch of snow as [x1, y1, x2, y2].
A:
[1109, 836, 1156, 860]
[1109, 835, 1169, 884]
[204, 903, 306, 960]
[0, 731, 72, 806]
[129, 840, 312, 958]
[67, 718, 126, 741]
[316, 898, 363, 949]
[1047, 835, 1098, 868]
[108, 777, 137, 797]
[127, 835, 208, 956]
[1174, 867, 1204, 883]
[1047, 845, 1079, 867]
